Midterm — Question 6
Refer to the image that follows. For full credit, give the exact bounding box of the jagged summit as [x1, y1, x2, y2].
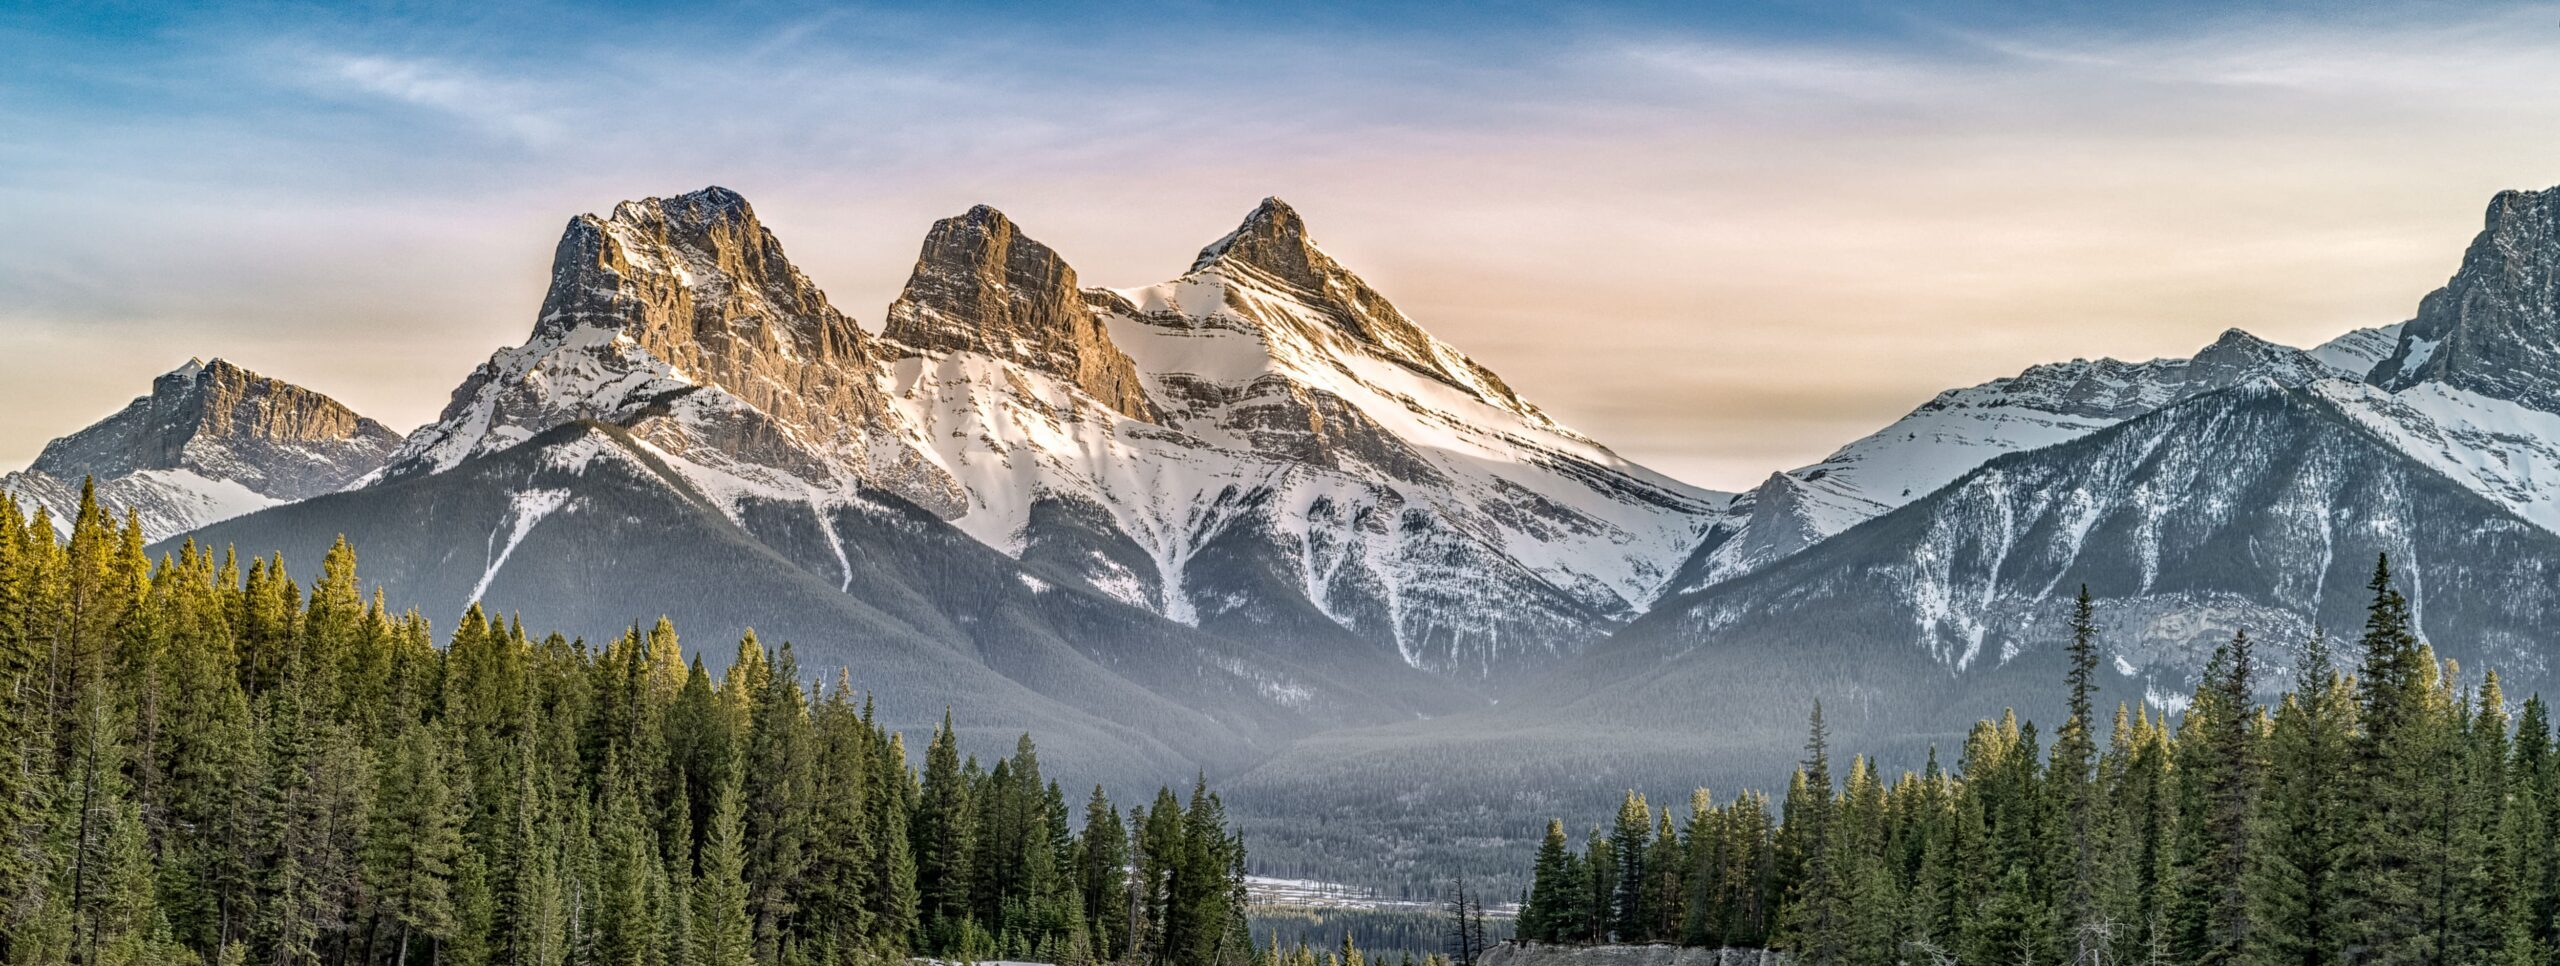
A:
[883, 204, 1155, 419]
[2374, 184, 2560, 411]
[1166, 196, 1542, 419]
[1191, 196, 1311, 277]
[390, 186, 898, 481]
[536, 185, 864, 365]
[5, 357, 400, 540]
[30, 357, 395, 482]
[608, 184, 751, 224]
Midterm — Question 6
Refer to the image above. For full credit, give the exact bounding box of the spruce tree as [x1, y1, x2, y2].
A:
[1521, 819, 1575, 943]
[2241, 633, 2353, 966]
[1607, 791, 1650, 941]
[2051, 585, 2102, 958]
[692, 763, 752, 966]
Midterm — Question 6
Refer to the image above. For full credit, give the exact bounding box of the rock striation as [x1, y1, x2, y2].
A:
[883, 205, 1155, 420]
[2375, 187, 2560, 412]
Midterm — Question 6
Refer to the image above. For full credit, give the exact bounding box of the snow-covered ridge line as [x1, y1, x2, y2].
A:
[352, 188, 1731, 676]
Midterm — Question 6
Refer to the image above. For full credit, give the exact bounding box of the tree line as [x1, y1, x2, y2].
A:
[0, 484, 1251, 966]
[1518, 563, 2560, 965]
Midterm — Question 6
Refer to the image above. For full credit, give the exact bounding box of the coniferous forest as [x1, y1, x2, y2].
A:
[0, 485, 1252, 966]
[1516, 572, 2559, 966]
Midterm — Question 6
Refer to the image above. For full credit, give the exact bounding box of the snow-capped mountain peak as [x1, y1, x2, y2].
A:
[1666, 326, 2362, 594]
[4, 357, 400, 540]
[876, 197, 1728, 672]
[376, 186, 928, 508]
[1178, 197, 1546, 425]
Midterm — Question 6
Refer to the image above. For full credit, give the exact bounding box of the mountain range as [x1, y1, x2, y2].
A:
[18, 182, 2560, 886]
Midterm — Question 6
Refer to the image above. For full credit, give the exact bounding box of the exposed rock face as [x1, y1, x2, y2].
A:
[390, 187, 887, 473]
[883, 205, 1155, 420]
[347, 189, 1729, 678]
[5, 358, 400, 539]
[541, 188, 870, 367]
[379, 187, 960, 510]
[879, 197, 1728, 675]
[2376, 187, 2560, 411]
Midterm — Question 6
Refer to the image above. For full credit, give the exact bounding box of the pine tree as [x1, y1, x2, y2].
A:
[364, 725, 466, 966]
[1077, 785, 1129, 955]
[2241, 633, 2353, 966]
[692, 763, 752, 966]
[2051, 585, 2103, 959]
[1607, 791, 1650, 941]
[912, 711, 977, 953]
[1521, 819, 1576, 943]
[2167, 630, 2258, 964]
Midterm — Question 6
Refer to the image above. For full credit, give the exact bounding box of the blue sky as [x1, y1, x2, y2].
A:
[8, 1, 2560, 487]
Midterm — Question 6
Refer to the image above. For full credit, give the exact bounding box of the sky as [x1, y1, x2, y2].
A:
[6, 1, 2560, 490]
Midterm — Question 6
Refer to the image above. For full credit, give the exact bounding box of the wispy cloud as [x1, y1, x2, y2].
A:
[310, 51, 563, 146]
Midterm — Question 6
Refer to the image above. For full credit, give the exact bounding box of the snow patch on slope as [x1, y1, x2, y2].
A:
[468, 487, 574, 605]
[2316, 379, 2560, 534]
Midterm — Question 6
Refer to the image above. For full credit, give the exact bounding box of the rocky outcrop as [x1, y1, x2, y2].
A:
[2375, 187, 2560, 411]
[378, 186, 959, 510]
[883, 206, 1155, 420]
[4, 358, 400, 538]
[29, 357, 397, 493]
[526, 185, 885, 440]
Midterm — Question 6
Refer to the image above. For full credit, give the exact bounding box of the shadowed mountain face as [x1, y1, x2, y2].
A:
[1233, 378, 2560, 884]
[1667, 328, 2367, 595]
[2376, 187, 2560, 409]
[3, 358, 400, 540]
[180, 416, 1461, 789]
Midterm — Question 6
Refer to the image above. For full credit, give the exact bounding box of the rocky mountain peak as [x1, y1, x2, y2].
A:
[1191, 196, 1314, 279]
[2373, 184, 2560, 410]
[883, 205, 1155, 420]
[540, 186, 860, 354]
[608, 184, 751, 227]
[1178, 197, 1540, 418]
[29, 358, 397, 484]
[2189, 328, 2338, 383]
[520, 185, 886, 436]
[6, 357, 403, 539]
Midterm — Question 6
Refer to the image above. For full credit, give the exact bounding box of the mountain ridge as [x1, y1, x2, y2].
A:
[3, 357, 401, 540]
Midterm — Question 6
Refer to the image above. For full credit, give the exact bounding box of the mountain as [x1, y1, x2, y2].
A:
[1666, 327, 2357, 593]
[1231, 181, 2560, 885]
[336, 188, 1723, 680]
[2373, 187, 2560, 407]
[4, 358, 400, 540]
[174, 187, 1537, 784]
[1641, 380, 2560, 700]
[2308, 322, 2406, 377]
[182, 416, 1417, 787]
[78, 177, 2560, 889]
[880, 198, 1728, 675]
[370, 186, 935, 502]
[1238, 375, 2560, 884]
